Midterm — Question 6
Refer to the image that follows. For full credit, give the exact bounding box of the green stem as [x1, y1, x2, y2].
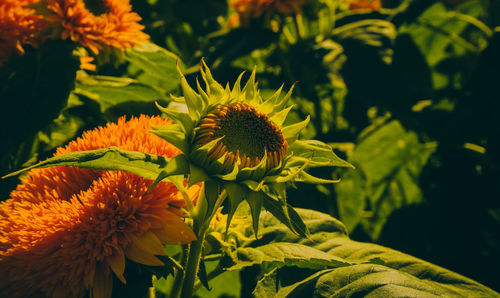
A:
[170, 245, 189, 298]
[180, 225, 207, 298]
[180, 188, 227, 297]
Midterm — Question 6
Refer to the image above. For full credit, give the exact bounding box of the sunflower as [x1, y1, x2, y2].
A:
[0, 0, 48, 66]
[45, 0, 149, 54]
[152, 60, 353, 237]
[0, 115, 198, 298]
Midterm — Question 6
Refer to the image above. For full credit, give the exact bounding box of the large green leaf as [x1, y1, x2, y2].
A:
[73, 74, 165, 113]
[399, 1, 483, 67]
[335, 120, 436, 238]
[124, 42, 181, 95]
[226, 242, 350, 271]
[3, 147, 168, 180]
[231, 209, 498, 297]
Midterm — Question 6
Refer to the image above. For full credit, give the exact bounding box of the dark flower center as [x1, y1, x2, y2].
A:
[194, 103, 287, 170]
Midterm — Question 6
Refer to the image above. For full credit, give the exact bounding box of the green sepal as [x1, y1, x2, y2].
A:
[262, 194, 310, 238]
[155, 102, 195, 133]
[258, 84, 283, 115]
[297, 171, 341, 184]
[288, 140, 354, 168]
[198, 258, 210, 291]
[216, 157, 241, 180]
[189, 163, 209, 187]
[147, 154, 190, 192]
[269, 105, 294, 128]
[274, 82, 295, 111]
[2, 146, 168, 180]
[230, 72, 245, 101]
[246, 190, 265, 239]
[177, 64, 203, 120]
[242, 66, 257, 102]
[238, 151, 267, 181]
[223, 182, 248, 233]
[150, 124, 189, 154]
[203, 179, 221, 224]
[196, 77, 210, 107]
[200, 59, 225, 103]
[189, 137, 223, 170]
[281, 116, 310, 145]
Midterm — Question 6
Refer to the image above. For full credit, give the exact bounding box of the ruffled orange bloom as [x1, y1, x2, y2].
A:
[46, 0, 149, 54]
[231, 0, 307, 22]
[0, 0, 48, 66]
[0, 115, 199, 298]
[349, 0, 381, 10]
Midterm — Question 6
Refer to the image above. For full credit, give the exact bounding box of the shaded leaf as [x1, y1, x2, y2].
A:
[226, 242, 350, 271]
[3, 146, 168, 180]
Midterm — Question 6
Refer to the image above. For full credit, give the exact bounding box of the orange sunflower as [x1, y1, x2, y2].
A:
[231, 0, 307, 23]
[0, 115, 199, 298]
[46, 0, 149, 54]
[0, 0, 48, 66]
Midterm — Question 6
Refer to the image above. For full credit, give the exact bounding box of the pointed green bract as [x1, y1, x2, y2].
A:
[281, 116, 311, 144]
[246, 191, 265, 239]
[150, 124, 190, 154]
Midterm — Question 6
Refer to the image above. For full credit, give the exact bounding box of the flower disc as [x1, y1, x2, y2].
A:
[194, 103, 287, 172]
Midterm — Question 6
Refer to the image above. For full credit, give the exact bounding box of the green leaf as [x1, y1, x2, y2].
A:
[231, 208, 499, 297]
[336, 120, 437, 239]
[254, 268, 331, 298]
[124, 42, 181, 94]
[3, 147, 168, 180]
[288, 140, 354, 168]
[262, 195, 309, 238]
[400, 1, 483, 67]
[226, 242, 350, 271]
[74, 75, 165, 113]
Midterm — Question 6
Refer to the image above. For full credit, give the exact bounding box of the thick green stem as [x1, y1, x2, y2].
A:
[170, 245, 189, 298]
[180, 226, 207, 298]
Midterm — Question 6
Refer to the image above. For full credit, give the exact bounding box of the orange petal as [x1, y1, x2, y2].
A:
[153, 213, 197, 245]
[106, 249, 126, 284]
[125, 240, 164, 266]
[92, 263, 113, 298]
[134, 230, 166, 256]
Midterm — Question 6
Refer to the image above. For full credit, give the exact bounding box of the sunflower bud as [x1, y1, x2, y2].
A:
[192, 103, 287, 175]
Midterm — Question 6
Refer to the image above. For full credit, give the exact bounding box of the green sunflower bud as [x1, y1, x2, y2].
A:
[151, 59, 354, 238]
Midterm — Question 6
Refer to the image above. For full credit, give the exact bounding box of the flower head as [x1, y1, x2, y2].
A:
[45, 0, 149, 54]
[0, 0, 48, 66]
[0, 115, 198, 298]
[152, 61, 352, 237]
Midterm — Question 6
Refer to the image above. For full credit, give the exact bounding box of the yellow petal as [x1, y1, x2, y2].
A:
[154, 213, 197, 245]
[106, 249, 126, 284]
[135, 230, 166, 256]
[125, 240, 164, 266]
[92, 263, 113, 298]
